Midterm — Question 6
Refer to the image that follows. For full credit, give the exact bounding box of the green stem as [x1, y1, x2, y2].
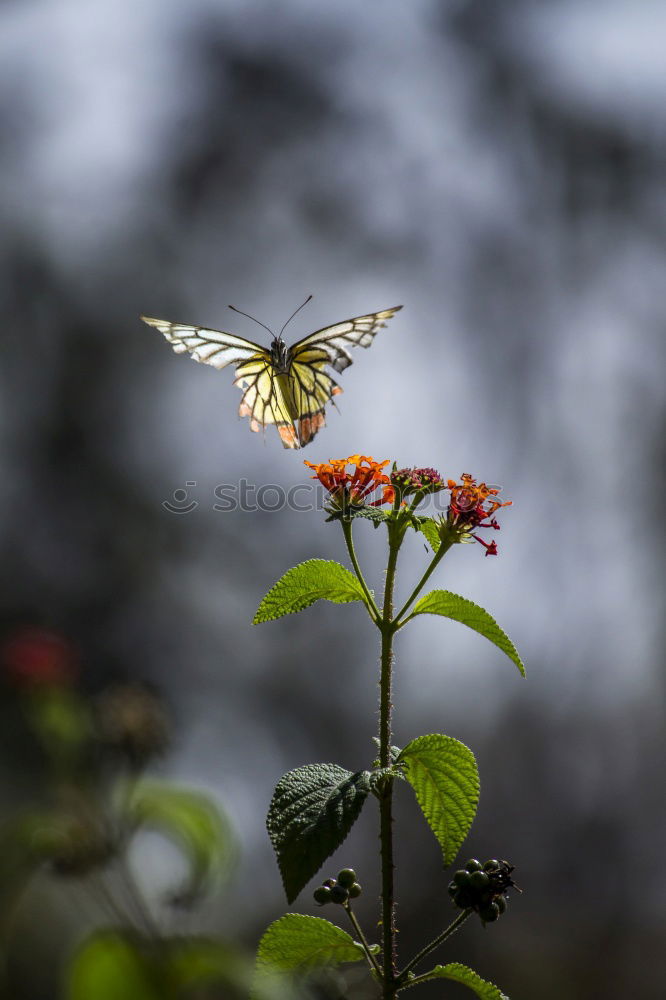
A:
[396, 908, 472, 986]
[378, 524, 400, 998]
[393, 540, 453, 628]
[344, 903, 382, 978]
[342, 518, 381, 623]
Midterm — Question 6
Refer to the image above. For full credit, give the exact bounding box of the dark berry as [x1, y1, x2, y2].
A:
[483, 859, 500, 871]
[337, 868, 357, 888]
[495, 895, 507, 914]
[480, 902, 500, 923]
[453, 869, 470, 886]
[313, 886, 332, 905]
[465, 858, 482, 872]
[447, 881, 458, 898]
[470, 870, 490, 891]
[348, 882, 362, 898]
[323, 878, 337, 888]
[330, 884, 349, 904]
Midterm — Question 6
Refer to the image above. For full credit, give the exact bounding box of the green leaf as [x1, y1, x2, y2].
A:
[267, 764, 371, 903]
[409, 590, 525, 676]
[253, 560, 367, 623]
[415, 517, 441, 553]
[428, 962, 509, 999]
[398, 735, 479, 865]
[125, 781, 233, 904]
[254, 914, 365, 997]
[67, 932, 158, 1000]
[324, 506, 389, 527]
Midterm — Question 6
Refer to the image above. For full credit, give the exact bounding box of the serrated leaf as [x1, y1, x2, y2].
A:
[398, 735, 479, 865]
[253, 560, 367, 623]
[125, 781, 233, 904]
[267, 764, 371, 903]
[429, 962, 509, 999]
[415, 517, 441, 553]
[410, 590, 525, 676]
[253, 914, 366, 996]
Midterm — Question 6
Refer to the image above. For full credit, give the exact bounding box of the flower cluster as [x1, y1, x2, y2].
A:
[304, 455, 395, 509]
[390, 466, 445, 499]
[305, 457, 511, 555]
[445, 473, 511, 556]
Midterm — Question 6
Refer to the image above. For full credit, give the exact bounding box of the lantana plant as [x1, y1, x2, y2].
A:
[253, 455, 524, 1000]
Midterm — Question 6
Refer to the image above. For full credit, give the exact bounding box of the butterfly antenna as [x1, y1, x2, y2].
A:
[278, 295, 313, 339]
[228, 304, 274, 338]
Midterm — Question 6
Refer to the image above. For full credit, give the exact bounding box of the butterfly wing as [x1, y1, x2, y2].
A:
[289, 305, 402, 373]
[285, 305, 402, 446]
[140, 316, 266, 369]
[233, 357, 301, 449]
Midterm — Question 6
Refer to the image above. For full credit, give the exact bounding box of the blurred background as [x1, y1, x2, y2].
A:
[1, 0, 665, 997]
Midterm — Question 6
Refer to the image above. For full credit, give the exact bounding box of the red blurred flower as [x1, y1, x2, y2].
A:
[2, 628, 77, 687]
[304, 454, 395, 508]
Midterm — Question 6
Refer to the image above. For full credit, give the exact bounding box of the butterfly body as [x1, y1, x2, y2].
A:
[141, 304, 402, 448]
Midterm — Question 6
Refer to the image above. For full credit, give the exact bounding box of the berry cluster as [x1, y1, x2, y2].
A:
[313, 868, 362, 906]
[447, 858, 519, 924]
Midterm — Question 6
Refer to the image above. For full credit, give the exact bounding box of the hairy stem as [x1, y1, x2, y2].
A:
[344, 904, 382, 977]
[393, 540, 453, 628]
[342, 518, 381, 623]
[397, 908, 472, 985]
[378, 526, 400, 997]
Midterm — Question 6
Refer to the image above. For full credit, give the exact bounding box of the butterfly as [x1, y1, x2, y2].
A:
[141, 300, 402, 448]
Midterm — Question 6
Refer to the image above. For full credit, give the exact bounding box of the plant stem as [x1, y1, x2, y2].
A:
[397, 908, 472, 985]
[344, 904, 382, 977]
[378, 524, 400, 997]
[393, 540, 453, 627]
[342, 518, 381, 623]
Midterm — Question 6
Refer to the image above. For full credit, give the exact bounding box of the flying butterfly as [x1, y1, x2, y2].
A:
[141, 299, 402, 448]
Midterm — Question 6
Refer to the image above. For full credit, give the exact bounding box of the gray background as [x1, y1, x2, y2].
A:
[1, 1, 665, 997]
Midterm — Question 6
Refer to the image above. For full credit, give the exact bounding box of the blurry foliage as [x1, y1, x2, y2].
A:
[0, 628, 294, 1000]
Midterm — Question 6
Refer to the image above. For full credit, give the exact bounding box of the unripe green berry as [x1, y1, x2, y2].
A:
[465, 858, 482, 872]
[454, 889, 474, 909]
[313, 886, 332, 905]
[337, 868, 357, 888]
[480, 902, 500, 923]
[330, 884, 349, 904]
[348, 882, 362, 898]
[470, 870, 490, 891]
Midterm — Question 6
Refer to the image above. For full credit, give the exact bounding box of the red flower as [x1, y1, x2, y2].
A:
[304, 454, 395, 508]
[446, 474, 511, 556]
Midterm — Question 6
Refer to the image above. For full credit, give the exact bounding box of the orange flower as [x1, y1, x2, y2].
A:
[305, 454, 395, 508]
[446, 473, 512, 556]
